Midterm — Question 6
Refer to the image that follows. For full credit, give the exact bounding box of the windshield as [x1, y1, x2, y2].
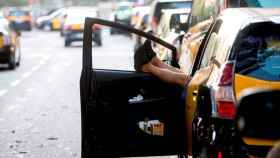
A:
[235, 23, 280, 81]
[245, 0, 280, 7]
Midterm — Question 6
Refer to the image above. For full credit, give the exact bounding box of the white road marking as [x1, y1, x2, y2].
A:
[10, 80, 21, 87]
[63, 62, 72, 67]
[22, 72, 32, 78]
[0, 89, 8, 97]
[39, 60, 47, 65]
[31, 65, 40, 72]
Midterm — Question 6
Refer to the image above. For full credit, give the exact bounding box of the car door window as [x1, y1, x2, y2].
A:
[198, 20, 222, 69]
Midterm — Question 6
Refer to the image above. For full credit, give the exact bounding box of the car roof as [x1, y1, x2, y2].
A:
[217, 8, 280, 37]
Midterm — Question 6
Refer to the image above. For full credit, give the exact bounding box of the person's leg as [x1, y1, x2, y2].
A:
[150, 57, 184, 73]
[142, 62, 187, 87]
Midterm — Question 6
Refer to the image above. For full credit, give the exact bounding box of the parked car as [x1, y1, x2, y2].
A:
[185, 8, 280, 158]
[131, 6, 150, 28]
[133, 8, 150, 51]
[149, 0, 192, 33]
[7, 9, 32, 31]
[63, 7, 101, 47]
[0, 12, 21, 69]
[110, 2, 134, 35]
[36, 8, 67, 31]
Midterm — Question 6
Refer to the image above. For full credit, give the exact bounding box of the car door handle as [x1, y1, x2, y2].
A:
[193, 90, 198, 96]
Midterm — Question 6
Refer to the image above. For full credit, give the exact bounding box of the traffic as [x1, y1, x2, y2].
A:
[0, 0, 280, 158]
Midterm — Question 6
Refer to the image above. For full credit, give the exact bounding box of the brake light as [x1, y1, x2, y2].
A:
[64, 24, 71, 31]
[152, 16, 158, 32]
[214, 61, 236, 119]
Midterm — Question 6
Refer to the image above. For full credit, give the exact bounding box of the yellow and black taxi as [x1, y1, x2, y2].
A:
[63, 7, 101, 47]
[0, 12, 21, 69]
[185, 8, 280, 157]
[7, 8, 32, 31]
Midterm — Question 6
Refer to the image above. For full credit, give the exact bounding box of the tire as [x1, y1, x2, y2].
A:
[43, 24, 51, 31]
[64, 40, 71, 47]
[96, 38, 102, 47]
[16, 50, 21, 66]
[8, 55, 16, 70]
[110, 28, 116, 35]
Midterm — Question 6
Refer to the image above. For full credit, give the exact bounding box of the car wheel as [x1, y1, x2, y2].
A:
[64, 40, 71, 47]
[96, 38, 102, 46]
[16, 51, 21, 66]
[110, 28, 116, 35]
[8, 55, 16, 70]
[192, 112, 214, 158]
[43, 24, 51, 31]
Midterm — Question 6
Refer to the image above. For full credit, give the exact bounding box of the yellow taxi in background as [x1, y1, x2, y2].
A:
[184, 8, 280, 157]
[63, 7, 101, 47]
[7, 9, 32, 31]
[0, 12, 21, 69]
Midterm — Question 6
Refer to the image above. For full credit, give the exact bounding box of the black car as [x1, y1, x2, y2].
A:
[0, 16, 21, 69]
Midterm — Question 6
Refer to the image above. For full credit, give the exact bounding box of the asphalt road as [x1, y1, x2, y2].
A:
[0, 29, 176, 158]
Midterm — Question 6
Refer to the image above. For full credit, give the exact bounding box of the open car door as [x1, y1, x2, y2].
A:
[80, 18, 186, 158]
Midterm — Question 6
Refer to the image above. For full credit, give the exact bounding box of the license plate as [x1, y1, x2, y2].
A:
[75, 33, 83, 38]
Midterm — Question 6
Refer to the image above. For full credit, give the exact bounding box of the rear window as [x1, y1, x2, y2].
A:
[10, 11, 29, 16]
[155, 1, 192, 22]
[235, 23, 280, 81]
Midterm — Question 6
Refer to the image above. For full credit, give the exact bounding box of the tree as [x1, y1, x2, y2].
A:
[0, 0, 27, 7]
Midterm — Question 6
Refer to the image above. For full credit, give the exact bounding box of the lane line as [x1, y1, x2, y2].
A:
[0, 89, 8, 97]
[10, 80, 21, 87]
[22, 72, 32, 78]
[31, 65, 40, 72]
[39, 60, 47, 65]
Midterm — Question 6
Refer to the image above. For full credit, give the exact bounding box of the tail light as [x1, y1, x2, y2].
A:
[213, 61, 236, 119]
[152, 16, 158, 32]
[64, 24, 71, 31]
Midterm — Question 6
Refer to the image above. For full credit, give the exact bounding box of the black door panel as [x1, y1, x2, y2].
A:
[84, 69, 186, 157]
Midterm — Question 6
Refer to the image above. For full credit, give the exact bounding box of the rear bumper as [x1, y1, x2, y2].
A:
[65, 30, 101, 42]
[11, 21, 31, 30]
